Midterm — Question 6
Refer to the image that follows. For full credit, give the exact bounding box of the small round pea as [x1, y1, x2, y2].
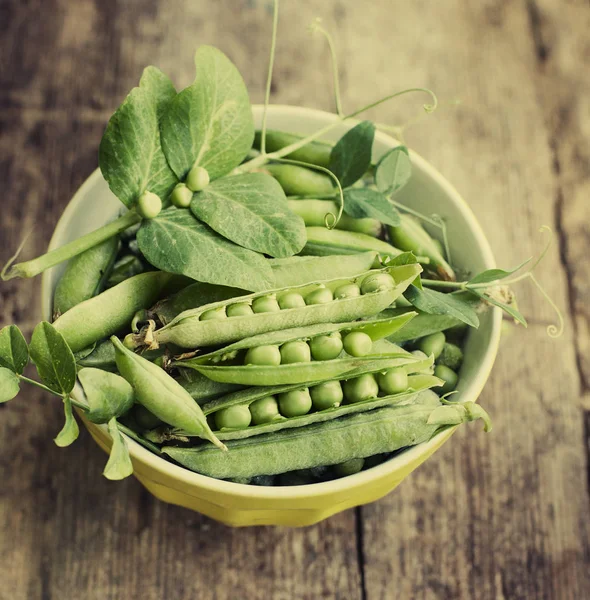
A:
[170, 183, 193, 208]
[200, 306, 227, 321]
[134, 405, 163, 430]
[226, 302, 254, 317]
[310, 380, 343, 410]
[333, 283, 361, 300]
[214, 405, 252, 430]
[376, 368, 408, 395]
[278, 292, 306, 309]
[249, 395, 281, 425]
[434, 364, 459, 394]
[343, 331, 373, 357]
[343, 373, 379, 403]
[186, 165, 210, 192]
[137, 191, 162, 219]
[280, 340, 311, 364]
[417, 332, 446, 359]
[278, 388, 312, 417]
[252, 295, 281, 313]
[309, 334, 343, 361]
[360, 272, 395, 294]
[305, 287, 334, 305]
[244, 344, 281, 366]
[333, 458, 365, 477]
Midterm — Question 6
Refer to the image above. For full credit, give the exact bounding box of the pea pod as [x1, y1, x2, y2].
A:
[150, 264, 422, 349]
[53, 237, 119, 315]
[162, 394, 490, 479]
[387, 214, 455, 281]
[265, 164, 334, 196]
[253, 130, 332, 168]
[179, 370, 244, 405]
[53, 271, 184, 353]
[111, 336, 225, 449]
[76, 339, 165, 372]
[288, 200, 381, 237]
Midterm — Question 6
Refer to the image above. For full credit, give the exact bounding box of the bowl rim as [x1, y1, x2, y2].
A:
[42, 103, 502, 500]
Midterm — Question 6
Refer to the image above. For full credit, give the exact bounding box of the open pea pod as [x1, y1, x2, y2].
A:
[150, 264, 422, 349]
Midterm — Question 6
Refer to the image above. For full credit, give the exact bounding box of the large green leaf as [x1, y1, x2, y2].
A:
[329, 121, 375, 188]
[191, 172, 306, 258]
[375, 146, 411, 194]
[160, 46, 254, 181]
[404, 286, 480, 328]
[0, 367, 20, 403]
[103, 418, 134, 480]
[343, 188, 401, 226]
[78, 368, 135, 425]
[137, 208, 274, 291]
[54, 396, 79, 448]
[99, 67, 178, 208]
[0, 325, 29, 374]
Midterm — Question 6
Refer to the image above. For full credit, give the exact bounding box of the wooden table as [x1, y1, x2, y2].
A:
[1, 1, 589, 598]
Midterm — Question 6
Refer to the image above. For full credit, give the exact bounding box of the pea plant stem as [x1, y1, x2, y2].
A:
[2, 210, 141, 281]
[18, 375, 89, 410]
[259, 0, 280, 155]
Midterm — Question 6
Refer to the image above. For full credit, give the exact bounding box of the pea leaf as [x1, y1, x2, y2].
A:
[469, 289, 527, 327]
[0, 325, 29, 374]
[160, 46, 254, 182]
[404, 286, 480, 328]
[137, 208, 275, 291]
[385, 251, 418, 267]
[190, 172, 306, 258]
[54, 396, 79, 447]
[103, 418, 134, 480]
[466, 257, 532, 287]
[99, 67, 178, 208]
[343, 188, 401, 226]
[29, 322, 77, 395]
[329, 121, 375, 187]
[0, 367, 20, 403]
[78, 368, 135, 424]
[375, 146, 411, 194]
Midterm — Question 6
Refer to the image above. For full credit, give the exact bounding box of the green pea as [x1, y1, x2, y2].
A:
[215, 405, 252, 430]
[134, 405, 163, 430]
[278, 292, 306, 309]
[309, 334, 343, 361]
[376, 369, 408, 395]
[278, 388, 312, 417]
[333, 283, 361, 300]
[244, 345, 281, 366]
[252, 295, 281, 313]
[305, 287, 334, 305]
[333, 458, 365, 477]
[360, 272, 395, 294]
[434, 365, 459, 394]
[343, 331, 373, 357]
[280, 340, 311, 364]
[137, 190, 162, 219]
[186, 165, 210, 192]
[310, 380, 343, 410]
[343, 373, 379, 403]
[437, 343, 464, 370]
[200, 307, 227, 321]
[170, 183, 193, 208]
[417, 332, 446, 359]
[249, 395, 281, 425]
[226, 302, 254, 317]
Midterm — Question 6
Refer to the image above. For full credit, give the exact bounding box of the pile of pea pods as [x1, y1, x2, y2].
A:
[47, 131, 491, 486]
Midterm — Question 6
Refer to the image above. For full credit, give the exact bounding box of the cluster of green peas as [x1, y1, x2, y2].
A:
[413, 330, 463, 394]
[198, 271, 396, 322]
[211, 366, 409, 431]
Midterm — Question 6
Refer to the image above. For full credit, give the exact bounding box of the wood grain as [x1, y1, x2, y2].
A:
[1, 1, 589, 599]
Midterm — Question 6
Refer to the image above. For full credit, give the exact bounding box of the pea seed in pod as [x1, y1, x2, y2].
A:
[215, 405, 252, 430]
[305, 287, 334, 305]
[360, 272, 395, 294]
[437, 343, 464, 370]
[252, 294, 280, 313]
[434, 364, 459, 394]
[200, 306, 227, 321]
[186, 165, 210, 192]
[278, 388, 312, 417]
[334, 283, 361, 300]
[245, 345, 281, 366]
[280, 340, 311, 364]
[137, 190, 162, 219]
[376, 368, 408, 395]
[310, 380, 343, 411]
[343, 373, 379, 404]
[417, 332, 446, 360]
[309, 333, 343, 361]
[333, 458, 365, 477]
[226, 303, 254, 317]
[278, 292, 306, 309]
[170, 183, 193, 208]
[249, 395, 281, 425]
[343, 331, 373, 357]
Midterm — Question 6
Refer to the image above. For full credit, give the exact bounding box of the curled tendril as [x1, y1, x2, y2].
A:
[323, 212, 337, 230]
[1, 229, 33, 281]
[529, 274, 564, 338]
